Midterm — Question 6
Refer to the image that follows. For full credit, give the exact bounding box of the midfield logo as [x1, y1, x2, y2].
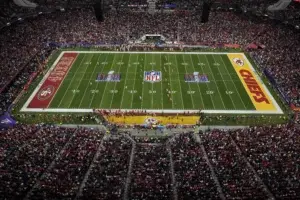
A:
[144, 71, 162, 83]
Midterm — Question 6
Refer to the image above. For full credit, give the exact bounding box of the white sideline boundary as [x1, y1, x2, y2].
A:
[19, 108, 283, 114]
[21, 51, 65, 112]
[21, 51, 283, 115]
[242, 54, 283, 114]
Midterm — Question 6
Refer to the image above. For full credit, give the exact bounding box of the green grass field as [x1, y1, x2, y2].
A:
[21, 51, 283, 114]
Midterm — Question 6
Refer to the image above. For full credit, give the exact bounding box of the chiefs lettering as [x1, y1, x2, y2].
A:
[239, 69, 270, 104]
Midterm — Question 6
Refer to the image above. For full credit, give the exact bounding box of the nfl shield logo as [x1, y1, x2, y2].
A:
[144, 71, 162, 83]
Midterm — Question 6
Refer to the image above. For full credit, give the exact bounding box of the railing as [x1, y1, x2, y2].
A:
[122, 134, 136, 200]
[194, 133, 226, 200]
[166, 142, 178, 200]
[75, 131, 106, 199]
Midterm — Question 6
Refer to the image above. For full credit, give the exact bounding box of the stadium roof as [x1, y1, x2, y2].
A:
[0, 0, 299, 30]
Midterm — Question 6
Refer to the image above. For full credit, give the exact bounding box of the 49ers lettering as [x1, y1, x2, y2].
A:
[28, 53, 78, 108]
[239, 69, 270, 104]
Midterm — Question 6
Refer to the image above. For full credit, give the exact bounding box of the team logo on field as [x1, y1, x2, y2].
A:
[145, 118, 158, 125]
[233, 58, 244, 66]
[38, 85, 55, 101]
[144, 71, 162, 83]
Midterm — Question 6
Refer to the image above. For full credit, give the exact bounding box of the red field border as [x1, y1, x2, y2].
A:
[26, 52, 78, 109]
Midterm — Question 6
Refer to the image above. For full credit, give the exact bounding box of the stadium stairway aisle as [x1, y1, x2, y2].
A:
[129, 141, 173, 200]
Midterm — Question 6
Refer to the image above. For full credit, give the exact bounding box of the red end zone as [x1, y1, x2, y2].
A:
[28, 53, 78, 108]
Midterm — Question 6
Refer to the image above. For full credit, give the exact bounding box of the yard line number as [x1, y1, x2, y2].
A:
[129, 90, 137, 94]
[90, 90, 99, 94]
[71, 89, 80, 94]
[226, 90, 234, 95]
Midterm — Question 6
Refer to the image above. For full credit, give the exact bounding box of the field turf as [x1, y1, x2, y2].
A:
[22, 51, 283, 114]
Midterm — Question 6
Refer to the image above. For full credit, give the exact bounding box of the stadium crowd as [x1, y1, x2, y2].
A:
[1, 125, 299, 199]
[28, 128, 104, 200]
[0, 125, 75, 199]
[130, 143, 172, 200]
[230, 124, 300, 199]
[81, 136, 132, 200]
[201, 130, 271, 199]
[171, 133, 220, 199]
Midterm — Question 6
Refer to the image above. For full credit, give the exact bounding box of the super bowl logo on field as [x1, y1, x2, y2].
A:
[144, 71, 162, 83]
[37, 85, 55, 101]
[96, 71, 121, 82]
[233, 58, 244, 66]
[184, 72, 209, 83]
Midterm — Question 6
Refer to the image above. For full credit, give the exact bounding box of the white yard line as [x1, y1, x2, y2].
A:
[165, 54, 175, 109]
[56, 54, 87, 108]
[120, 54, 133, 109]
[129, 54, 139, 108]
[219, 55, 247, 110]
[210, 55, 237, 110]
[21, 52, 65, 111]
[98, 53, 118, 108]
[188, 54, 205, 109]
[195, 54, 216, 109]
[142, 53, 157, 109]
[78, 54, 102, 108]
[172, 54, 185, 109]
[203, 55, 227, 109]
[159, 53, 164, 109]
[21, 108, 284, 114]
[181, 55, 196, 109]
[67, 54, 93, 108]
[150, 54, 154, 109]
[109, 54, 124, 109]
[141, 53, 147, 109]
[88, 54, 109, 108]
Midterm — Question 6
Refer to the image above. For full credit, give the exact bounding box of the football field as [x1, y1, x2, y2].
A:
[21, 51, 283, 114]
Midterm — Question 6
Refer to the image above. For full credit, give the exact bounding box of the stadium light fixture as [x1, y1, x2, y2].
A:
[295, 25, 299, 29]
